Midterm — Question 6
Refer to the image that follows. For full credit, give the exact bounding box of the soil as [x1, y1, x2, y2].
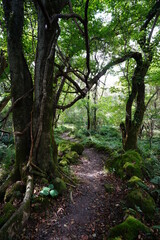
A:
[20, 147, 128, 240]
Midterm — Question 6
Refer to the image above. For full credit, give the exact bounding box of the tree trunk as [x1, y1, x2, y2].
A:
[122, 59, 151, 151]
[92, 83, 98, 130]
[3, 0, 33, 179]
[87, 92, 91, 130]
[32, 1, 67, 177]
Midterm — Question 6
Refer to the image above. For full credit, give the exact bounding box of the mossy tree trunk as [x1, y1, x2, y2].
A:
[121, 57, 152, 151]
[2, 0, 68, 180]
[3, 0, 33, 180]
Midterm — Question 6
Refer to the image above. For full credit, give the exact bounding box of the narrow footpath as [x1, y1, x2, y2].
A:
[21, 147, 126, 240]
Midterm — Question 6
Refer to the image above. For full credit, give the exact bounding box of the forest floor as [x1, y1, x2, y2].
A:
[20, 139, 128, 240]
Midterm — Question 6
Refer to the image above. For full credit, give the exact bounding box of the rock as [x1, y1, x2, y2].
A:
[65, 151, 79, 164]
[126, 188, 156, 219]
[71, 143, 84, 155]
[123, 162, 142, 178]
[58, 142, 71, 155]
[53, 177, 66, 194]
[106, 150, 143, 179]
[108, 215, 150, 240]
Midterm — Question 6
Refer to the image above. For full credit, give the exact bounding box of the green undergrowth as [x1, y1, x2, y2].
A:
[71, 125, 122, 154]
[0, 202, 16, 228]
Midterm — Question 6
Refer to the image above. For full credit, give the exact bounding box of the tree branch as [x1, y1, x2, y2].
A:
[84, 0, 90, 84]
[0, 88, 33, 123]
[51, 13, 84, 24]
[56, 94, 83, 110]
[89, 52, 142, 87]
[148, 12, 160, 44]
[55, 63, 85, 95]
[0, 95, 11, 112]
[68, 0, 84, 36]
[145, 87, 160, 110]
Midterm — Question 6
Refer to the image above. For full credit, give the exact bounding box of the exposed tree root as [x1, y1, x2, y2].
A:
[0, 170, 16, 200]
[58, 167, 77, 186]
[0, 175, 33, 240]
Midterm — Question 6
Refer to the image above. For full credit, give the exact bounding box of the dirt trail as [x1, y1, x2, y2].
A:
[21, 144, 126, 240]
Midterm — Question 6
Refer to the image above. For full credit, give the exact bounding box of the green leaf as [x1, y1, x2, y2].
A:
[48, 184, 54, 190]
[152, 225, 160, 231]
[150, 176, 160, 185]
[50, 190, 58, 198]
[39, 187, 50, 196]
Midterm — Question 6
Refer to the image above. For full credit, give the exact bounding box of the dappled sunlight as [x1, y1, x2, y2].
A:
[77, 170, 104, 179]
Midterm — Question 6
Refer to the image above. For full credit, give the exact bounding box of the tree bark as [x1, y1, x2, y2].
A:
[3, 0, 33, 179]
[122, 60, 151, 150]
[32, 1, 67, 177]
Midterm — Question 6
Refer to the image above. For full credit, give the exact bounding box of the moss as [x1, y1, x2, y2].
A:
[4, 181, 25, 202]
[32, 196, 50, 212]
[127, 176, 143, 187]
[71, 143, 84, 155]
[59, 158, 69, 166]
[41, 178, 49, 185]
[104, 184, 114, 193]
[0, 203, 16, 227]
[108, 216, 150, 240]
[112, 238, 122, 240]
[126, 189, 156, 219]
[53, 177, 66, 194]
[107, 150, 143, 179]
[58, 142, 71, 155]
[123, 162, 142, 178]
[65, 151, 79, 164]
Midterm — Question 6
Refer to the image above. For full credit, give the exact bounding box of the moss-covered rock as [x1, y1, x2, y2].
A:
[123, 162, 142, 178]
[4, 181, 25, 202]
[65, 151, 79, 164]
[71, 143, 84, 155]
[58, 142, 71, 155]
[0, 203, 16, 227]
[127, 176, 143, 187]
[126, 189, 156, 219]
[53, 177, 66, 194]
[108, 216, 150, 240]
[59, 157, 69, 166]
[104, 184, 114, 193]
[106, 150, 143, 179]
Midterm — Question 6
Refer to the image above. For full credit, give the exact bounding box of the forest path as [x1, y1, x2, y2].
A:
[37, 148, 109, 240]
[22, 136, 126, 240]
